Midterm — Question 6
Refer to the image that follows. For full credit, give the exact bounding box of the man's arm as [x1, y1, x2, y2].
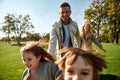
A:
[48, 26, 57, 56]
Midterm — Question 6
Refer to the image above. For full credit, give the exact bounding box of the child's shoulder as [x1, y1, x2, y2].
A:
[40, 61, 59, 71]
[41, 61, 57, 67]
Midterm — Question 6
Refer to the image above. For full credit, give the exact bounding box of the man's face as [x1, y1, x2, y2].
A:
[59, 6, 71, 23]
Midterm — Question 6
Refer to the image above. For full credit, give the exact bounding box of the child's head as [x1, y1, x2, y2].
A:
[55, 47, 107, 80]
[20, 41, 55, 69]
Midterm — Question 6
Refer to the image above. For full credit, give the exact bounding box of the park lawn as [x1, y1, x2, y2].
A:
[92, 43, 120, 76]
[0, 41, 25, 80]
[0, 41, 120, 80]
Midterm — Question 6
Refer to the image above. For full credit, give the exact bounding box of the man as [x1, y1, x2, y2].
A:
[48, 2, 80, 59]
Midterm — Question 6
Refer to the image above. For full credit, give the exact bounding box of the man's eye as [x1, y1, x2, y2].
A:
[66, 11, 69, 13]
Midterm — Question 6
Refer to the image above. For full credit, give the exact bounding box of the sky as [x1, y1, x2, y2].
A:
[0, 0, 91, 38]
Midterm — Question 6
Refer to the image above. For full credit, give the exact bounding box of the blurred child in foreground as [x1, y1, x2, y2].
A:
[55, 47, 107, 80]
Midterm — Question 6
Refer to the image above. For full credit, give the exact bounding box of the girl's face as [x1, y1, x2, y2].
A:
[22, 52, 41, 70]
[84, 24, 90, 33]
[64, 56, 93, 80]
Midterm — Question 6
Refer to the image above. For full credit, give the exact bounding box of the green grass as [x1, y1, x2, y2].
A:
[0, 41, 120, 80]
[0, 41, 25, 80]
[92, 43, 120, 76]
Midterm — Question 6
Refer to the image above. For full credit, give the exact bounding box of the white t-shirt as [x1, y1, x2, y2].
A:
[63, 24, 70, 47]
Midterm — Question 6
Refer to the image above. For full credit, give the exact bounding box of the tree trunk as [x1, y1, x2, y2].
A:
[114, 21, 119, 44]
[17, 36, 21, 46]
[7, 32, 11, 44]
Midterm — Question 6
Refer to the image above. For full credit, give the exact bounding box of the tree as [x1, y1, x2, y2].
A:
[84, 0, 105, 37]
[42, 33, 50, 42]
[26, 32, 42, 41]
[13, 14, 34, 45]
[1, 14, 34, 45]
[104, 0, 120, 44]
[1, 14, 15, 44]
[84, 0, 120, 44]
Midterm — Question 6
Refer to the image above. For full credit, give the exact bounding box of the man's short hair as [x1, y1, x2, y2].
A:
[60, 2, 71, 9]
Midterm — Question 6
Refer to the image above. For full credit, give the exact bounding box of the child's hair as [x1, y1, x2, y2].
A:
[55, 47, 107, 80]
[20, 41, 55, 62]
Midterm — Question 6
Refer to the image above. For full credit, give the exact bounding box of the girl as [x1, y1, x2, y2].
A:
[20, 41, 62, 80]
[55, 47, 107, 80]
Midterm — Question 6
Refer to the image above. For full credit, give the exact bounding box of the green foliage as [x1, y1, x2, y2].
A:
[42, 33, 50, 42]
[26, 32, 42, 41]
[84, 0, 120, 44]
[84, 0, 105, 36]
[1, 14, 34, 45]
